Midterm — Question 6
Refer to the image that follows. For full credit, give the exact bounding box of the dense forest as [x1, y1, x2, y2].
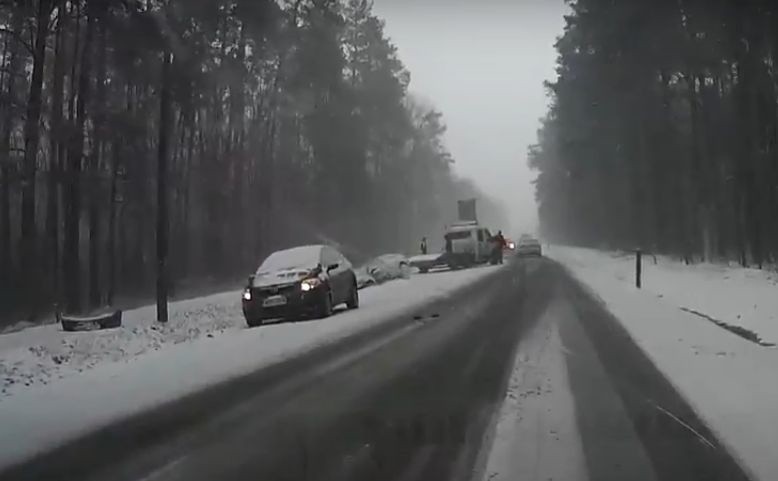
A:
[531, 0, 778, 266]
[0, 0, 506, 324]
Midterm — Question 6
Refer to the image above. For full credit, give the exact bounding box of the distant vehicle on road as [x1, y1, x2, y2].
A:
[242, 245, 359, 326]
[444, 221, 494, 268]
[516, 236, 542, 257]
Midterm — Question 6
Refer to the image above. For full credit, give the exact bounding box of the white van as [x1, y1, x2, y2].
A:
[444, 221, 493, 268]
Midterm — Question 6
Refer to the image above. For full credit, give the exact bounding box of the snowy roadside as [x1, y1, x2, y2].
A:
[549, 246, 778, 481]
[0, 291, 242, 398]
[0, 265, 500, 470]
[550, 245, 778, 346]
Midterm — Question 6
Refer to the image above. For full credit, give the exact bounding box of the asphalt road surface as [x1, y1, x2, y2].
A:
[0, 258, 754, 481]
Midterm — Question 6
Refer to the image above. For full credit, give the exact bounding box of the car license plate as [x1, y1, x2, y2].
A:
[263, 295, 287, 307]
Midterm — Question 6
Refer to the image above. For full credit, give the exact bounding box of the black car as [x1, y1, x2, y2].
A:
[242, 245, 359, 326]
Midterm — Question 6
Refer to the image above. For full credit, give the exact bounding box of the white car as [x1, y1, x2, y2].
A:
[516, 237, 542, 257]
[356, 254, 411, 289]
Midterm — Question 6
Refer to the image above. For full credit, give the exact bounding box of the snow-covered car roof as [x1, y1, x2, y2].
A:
[256, 245, 324, 274]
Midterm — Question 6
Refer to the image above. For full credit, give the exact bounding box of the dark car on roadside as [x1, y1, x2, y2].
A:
[242, 245, 359, 327]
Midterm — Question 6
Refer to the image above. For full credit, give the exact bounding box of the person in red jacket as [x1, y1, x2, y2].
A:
[495, 230, 507, 248]
[491, 230, 507, 264]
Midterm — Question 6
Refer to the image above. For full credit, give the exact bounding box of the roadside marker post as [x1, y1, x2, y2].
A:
[636, 248, 642, 289]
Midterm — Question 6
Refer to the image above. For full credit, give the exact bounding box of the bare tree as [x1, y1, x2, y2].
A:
[156, 48, 172, 323]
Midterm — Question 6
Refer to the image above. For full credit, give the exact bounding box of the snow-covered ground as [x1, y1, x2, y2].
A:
[0, 265, 500, 470]
[0, 292, 241, 397]
[549, 245, 778, 481]
[550, 245, 778, 345]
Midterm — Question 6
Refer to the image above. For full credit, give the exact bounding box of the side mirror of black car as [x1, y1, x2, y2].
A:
[248, 274, 255, 286]
[327, 263, 339, 272]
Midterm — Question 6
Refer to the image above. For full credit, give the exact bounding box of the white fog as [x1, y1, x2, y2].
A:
[373, 0, 568, 236]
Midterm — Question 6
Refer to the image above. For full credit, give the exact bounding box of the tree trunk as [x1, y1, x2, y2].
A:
[0, 24, 8, 299]
[108, 82, 134, 304]
[107, 139, 120, 306]
[736, 191, 747, 267]
[684, 73, 701, 262]
[0, 8, 21, 294]
[47, 2, 67, 305]
[172, 114, 193, 281]
[88, 5, 108, 308]
[230, 26, 247, 270]
[64, 1, 95, 313]
[156, 50, 172, 323]
[20, 0, 52, 318]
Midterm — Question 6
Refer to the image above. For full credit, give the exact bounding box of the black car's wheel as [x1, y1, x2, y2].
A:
[319, 291, 334, 318]
[346, 283, 359, 309]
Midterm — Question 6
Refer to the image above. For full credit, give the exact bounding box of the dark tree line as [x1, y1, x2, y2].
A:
[0, 0, 505, 324]
[531, 0, 778, 266]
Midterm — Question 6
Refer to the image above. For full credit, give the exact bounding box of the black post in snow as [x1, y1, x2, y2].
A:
[636, 248, 642, 289]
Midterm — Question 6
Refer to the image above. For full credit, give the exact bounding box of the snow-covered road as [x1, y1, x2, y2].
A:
[480, 300, 589, 481]
[549, 245, 778, 481]
[0, 265, 500, 470]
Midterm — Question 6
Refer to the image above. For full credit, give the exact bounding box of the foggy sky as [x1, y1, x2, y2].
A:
[372, 0, 568, 236]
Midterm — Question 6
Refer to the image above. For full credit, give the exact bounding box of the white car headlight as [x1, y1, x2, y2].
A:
[242, 289, 252, 301]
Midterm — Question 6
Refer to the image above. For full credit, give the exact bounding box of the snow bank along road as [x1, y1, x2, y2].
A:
[550, 245, 778, 346]
[1, 258, 754, 481]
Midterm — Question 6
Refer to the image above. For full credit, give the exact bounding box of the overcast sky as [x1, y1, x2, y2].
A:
[372, 0, 568, 236]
